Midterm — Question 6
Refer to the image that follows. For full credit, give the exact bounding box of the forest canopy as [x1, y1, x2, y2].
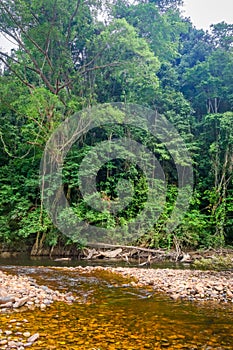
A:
[0, 0, 233, 254]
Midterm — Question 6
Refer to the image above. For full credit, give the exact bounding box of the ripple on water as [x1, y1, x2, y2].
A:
[0, 265, 233, 349]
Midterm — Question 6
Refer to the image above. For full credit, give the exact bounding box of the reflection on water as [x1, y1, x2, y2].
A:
[0, 258, 233, 349]
[0, 254, 186, 269]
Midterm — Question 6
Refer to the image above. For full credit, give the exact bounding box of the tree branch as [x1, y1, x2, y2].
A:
[1, 1, 53, 68]
[80, 61, 121, 74]
[0, 56, 35, 90]
[66, 0, 82, 45]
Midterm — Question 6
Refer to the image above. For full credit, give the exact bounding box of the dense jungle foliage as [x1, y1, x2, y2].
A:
[0, 0, 233, 253]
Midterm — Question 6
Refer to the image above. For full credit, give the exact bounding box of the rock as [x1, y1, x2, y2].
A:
[214, 284, 223, 292]
[27, 333, 39, 343]
[0, 339, 8, 345]
[23, 332, 31, 338]
[0, 270, 75, 316]
[195, 284, 204, 294]
[0, 289, 8, 297]
[24, 342, 33, 347]
[0, 296, 15, 304]
[0, 252, 11, 258]
[13, 297, 29, 308]
[102, 266, 233, 304]
[0, 301, 13, 308]
[180, 253, 192, 263]
[171, 294, 180, 301]
[7, 340, 18, 348]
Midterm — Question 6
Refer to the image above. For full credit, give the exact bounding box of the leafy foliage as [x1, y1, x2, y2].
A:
[0, 0, 233, 251]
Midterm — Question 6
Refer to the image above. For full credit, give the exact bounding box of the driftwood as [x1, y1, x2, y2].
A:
[82, 243, 177, 265]
[99, 248, 123, 258]
[83, 248, 122, 259]
[87, 243, 165, 254]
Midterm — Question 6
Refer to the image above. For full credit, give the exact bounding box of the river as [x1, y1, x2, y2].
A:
[0, 256, 233, 349]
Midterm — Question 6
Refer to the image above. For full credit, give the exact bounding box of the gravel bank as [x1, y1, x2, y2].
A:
[57, 266, 233, 303]
[0, 270, 75, 313]
[112, 267, 233, 303]
[0, 270, 76, 349]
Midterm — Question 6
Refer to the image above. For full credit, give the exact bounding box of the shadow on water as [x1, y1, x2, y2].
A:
[0, 256, 233, 349]
[0, 254, 186, 269]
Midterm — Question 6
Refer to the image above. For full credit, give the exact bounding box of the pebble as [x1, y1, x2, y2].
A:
[110, 267, 233, 303]
[0, 265, 232, 349]
[23, 332, 30, 338]
[61, 265, 233, 304]
[0, 339, 8, 345]
[0, 269, 76, 349]
[0, 270, 75, 314]
[27, 333, 39, 343]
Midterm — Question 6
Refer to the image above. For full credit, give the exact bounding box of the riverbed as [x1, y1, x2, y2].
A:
[0, 257, 233, 349]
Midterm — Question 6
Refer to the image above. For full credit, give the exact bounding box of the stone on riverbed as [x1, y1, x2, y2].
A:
[0, 270, 76, 314]
[23, 332, 31, 338]
[0, 296, 15, 304]
[57, 265, 233, 304]
[108, 267, 233, 303]
[27, 333, 40, 343]
[0, 301, 13, 308]
[13, 297, 29, 308]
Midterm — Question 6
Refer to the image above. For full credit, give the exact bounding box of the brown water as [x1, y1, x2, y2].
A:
[0, 262, 233, 349]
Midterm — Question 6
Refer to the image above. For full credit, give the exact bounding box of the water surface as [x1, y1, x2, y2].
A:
[0, 257, 233, 349]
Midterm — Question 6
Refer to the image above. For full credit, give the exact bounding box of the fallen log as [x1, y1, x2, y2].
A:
[98, 248, 123, 258]
[53, 258, 72, 261]
[87, 243, 165, 255]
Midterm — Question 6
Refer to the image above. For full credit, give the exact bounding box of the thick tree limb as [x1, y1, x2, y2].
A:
[87, 243, 166, 254]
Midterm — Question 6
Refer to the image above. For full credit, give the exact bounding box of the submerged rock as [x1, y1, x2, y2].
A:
[64, 265, 233, 304]
[109, 267, 233, 303]
[27, 333, 39, 343]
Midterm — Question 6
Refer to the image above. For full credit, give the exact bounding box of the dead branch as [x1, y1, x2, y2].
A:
[87, 243, 165, 254]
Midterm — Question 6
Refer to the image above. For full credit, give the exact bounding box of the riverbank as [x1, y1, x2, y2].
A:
[1, 247, 233, 269]
[113, 267, 233, 303]
[1, 266, 233, 349]
[0, 270, 76, 348]
[1, 264, 233, 309]
[0, 270, 75, 313]
[52, 265, 233, 303]
[0, 266, 233, 349]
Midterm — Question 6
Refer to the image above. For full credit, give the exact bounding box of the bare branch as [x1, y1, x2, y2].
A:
[80, 61, 121, 74]
[0, 1, 53, 68]
[56, 79, 72, 93]
[0, 56, 35, 89]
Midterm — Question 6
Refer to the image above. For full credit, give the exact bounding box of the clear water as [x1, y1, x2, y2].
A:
[0, 257, 233, 349]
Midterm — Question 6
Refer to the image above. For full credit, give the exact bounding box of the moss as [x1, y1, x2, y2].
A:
[193, 255, 233, 270]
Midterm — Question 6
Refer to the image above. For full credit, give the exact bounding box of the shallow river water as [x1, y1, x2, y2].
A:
[0, 257, 233, 349]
